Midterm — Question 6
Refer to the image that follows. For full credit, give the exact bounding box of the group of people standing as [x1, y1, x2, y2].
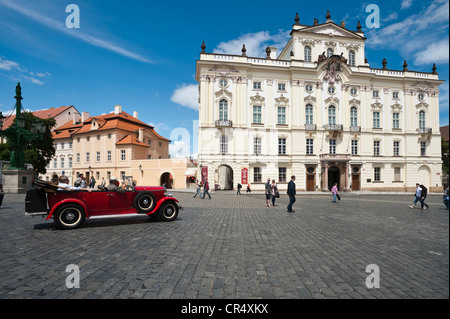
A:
[264, 178, 280, 207]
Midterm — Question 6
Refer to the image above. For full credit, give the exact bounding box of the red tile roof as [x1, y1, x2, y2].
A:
[440, 125, 449, 141]
[2, 106, 74, 130]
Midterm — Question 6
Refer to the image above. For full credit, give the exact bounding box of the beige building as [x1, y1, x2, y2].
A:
[45, 105, 191, 189]
[195, 12, 444, 192]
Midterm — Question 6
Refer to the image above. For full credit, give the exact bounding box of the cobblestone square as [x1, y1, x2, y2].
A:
[0, 191, 448, 299]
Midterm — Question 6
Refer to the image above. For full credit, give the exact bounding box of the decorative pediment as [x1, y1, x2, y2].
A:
[371, 102, 383, 112]
[325, 96, 340, 105]
[215, 89, 232, 100]
[275, 96, 289, 106]
[304, 95, 316, 104]
[415, 101, 429, 110]
[301, 23, 364, 39]
[250, 94, 265, 105]
[209, 64, 240, 76]
[391, 103, 403, 112]
[349, 98, 360, 106]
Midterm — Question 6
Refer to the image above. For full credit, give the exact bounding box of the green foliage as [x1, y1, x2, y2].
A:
[442, 137, 449, 176]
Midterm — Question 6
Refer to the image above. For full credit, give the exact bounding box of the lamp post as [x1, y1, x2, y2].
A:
[0, 83, 47, 170]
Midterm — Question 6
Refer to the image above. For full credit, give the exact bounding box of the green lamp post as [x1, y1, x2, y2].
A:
[0, 83, 47, 170]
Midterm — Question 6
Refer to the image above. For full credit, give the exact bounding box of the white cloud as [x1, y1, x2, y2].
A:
[0, 58, 19, 71]
[401, 0, 413, 9]
[0, 57, 50, 85]
[213, 30, 290, 58]
[169, 140, 190, 159]
[414, 39, 449, 65]
[0, 0, 152, 63]
[170, 84, 198, 111]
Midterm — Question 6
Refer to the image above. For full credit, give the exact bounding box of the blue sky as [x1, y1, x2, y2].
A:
[0, 0, 448, 158]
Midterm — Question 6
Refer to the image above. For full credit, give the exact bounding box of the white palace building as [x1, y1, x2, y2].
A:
[195, 11, 444, 193]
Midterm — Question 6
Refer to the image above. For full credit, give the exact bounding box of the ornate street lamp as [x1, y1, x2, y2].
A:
[0, 83, 47, 170]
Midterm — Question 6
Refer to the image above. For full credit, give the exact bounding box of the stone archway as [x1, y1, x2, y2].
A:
[328, 166, 340, 190]
[218, 165, 233, 190]
[160, 172, 173, 189]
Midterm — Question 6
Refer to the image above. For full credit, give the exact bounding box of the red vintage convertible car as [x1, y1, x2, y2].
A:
[25, 180, 182, 230]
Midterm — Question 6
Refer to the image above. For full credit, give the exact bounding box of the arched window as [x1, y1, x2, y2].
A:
[349, 50, 355, 66]
[304, 46, 312, 62]
[350, 107, 358, 126]
[219, 99, 228, 121]
[419, 110, 426, 129]
[328, 105, 336, 125]
[305, 104, 314, 125]
[327, 48, 334, 58]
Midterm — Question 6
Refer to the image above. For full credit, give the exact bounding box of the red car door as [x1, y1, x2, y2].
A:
[107, 191, 133, 213]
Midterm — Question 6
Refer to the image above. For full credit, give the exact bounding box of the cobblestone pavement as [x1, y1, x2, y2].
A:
[0, 191, 448, 299]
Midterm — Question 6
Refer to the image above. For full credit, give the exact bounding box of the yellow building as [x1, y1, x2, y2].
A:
[46, 105, 190, 189]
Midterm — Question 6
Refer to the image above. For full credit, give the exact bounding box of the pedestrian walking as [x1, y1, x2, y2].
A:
[331, 183, 340, 202]
[202, 180, 211, 199]
[265, 178, 272, 207]
[246, 183, 252, 194]
[287, 175, 296, 213]
[409, 183, 424, 209]
[101, 177, 106, 187]
[236, 183, 242, 195]
[443, 184, 449, 209]
[419, 184, 429, 210]
[270, 179, 278, 207]
[193, 180, 201, 198]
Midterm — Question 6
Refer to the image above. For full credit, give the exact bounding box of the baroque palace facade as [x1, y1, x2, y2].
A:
[195, 12, 444, 192]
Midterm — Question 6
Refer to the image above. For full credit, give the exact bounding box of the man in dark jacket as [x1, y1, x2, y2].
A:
[420, 184, 429, 210]
[287, 175, 296, 213]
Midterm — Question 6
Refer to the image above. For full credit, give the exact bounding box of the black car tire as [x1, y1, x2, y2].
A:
[54, 204, 86, 230]
[158, 201, 179, 222]
[134, 191, 156, 213]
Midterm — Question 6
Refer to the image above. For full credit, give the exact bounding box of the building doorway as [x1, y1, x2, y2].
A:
[306, 166, 316, 191]
[218, 165, 233, 190]
[328, 166, 340, 190]
[351, 166, 360, 191]
[160, 172, 173, 189]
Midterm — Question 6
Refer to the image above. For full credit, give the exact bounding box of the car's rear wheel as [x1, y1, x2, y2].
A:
[54, 204, 86, 230]
[158, 201, 179, 222]
[134, 191, 156, 213]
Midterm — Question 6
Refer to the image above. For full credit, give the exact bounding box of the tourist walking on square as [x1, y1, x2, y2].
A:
[420, 184, 429, 210]
[287, 175, 296, 213]
[443, 184, 449, 209]
[236, 183, 242, 195]
[246, 183, 252, 194]
[409, 183, 424, 209]
[193, 180, 201, 198]
[270, 179, 278, 207]
[265, 178, 272, 207]
[202, 180, 211, 199]
[331, 183, 340, 202]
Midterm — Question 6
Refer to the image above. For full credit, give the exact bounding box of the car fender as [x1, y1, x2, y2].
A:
[146, 197, 180, 216]
[47, 198, 89, 221]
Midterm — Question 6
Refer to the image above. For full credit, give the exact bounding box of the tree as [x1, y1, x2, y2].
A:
[442, 137, 449, 177]
[0, 112, 56, 175]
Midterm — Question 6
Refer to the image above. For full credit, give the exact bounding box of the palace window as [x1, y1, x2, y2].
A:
[349, 50, 355, 66]
[278, 83, 286, 91]
[329, 139, 336, 154]
[277, 107, 286, 125]
[305, 104, 314, 125]
[304, 46, 312, 62]
[219, 99, 228, 121]
[253, 81, 262, 90]
[53, 158, 57, 168]
[419, 110, 426, 129]
[219, 78, 228, 88]
[76, 153, 80, 163]
[393, 91, 399, 99]
[393, 112, 400, 129]
[373, 141, 380, 156]
[86, 152, 90, 163]
[220, 136, 228, 154]
[253, 106, 262, 124]
[96, 151, 101, 162]
[327, 48, 334, 57]
[68, 157, 72, 168]
[306, 138, 314, 155]
[107, 150, 111, 161]
[373, 111, 380, 128]
[253, 167, 262, 183]
[60, 157, 64, 169]
[394, 167, 401, 181]
[373, 90, 379, 98]
[350, 107, 358, 127]
[278, 138, 286, 155]
[328, 105, 336, 125]
[254, 137, 261, 154]
[351, 140, 358, 155]
[120, 150, 126, 161]
[305, 84, 313, 93]
[374, 167, 381, 181]
[420, 141, 426, 156]
[279, 167, 287, 183]
[393, 141, 400, 156]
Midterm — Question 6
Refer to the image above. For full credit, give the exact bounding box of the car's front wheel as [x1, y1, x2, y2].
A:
[54, 204, 86, 230]
[158, 201, 179, 222]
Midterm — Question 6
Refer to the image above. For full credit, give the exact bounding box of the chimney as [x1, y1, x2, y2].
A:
[73, 112, 77, 124]
[133, 111, 138, 119]
[269, 47, 277, 59]
[81, 111, 89, 122]
[114, 104, 122, 114]
[138, 128, 144, 142]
